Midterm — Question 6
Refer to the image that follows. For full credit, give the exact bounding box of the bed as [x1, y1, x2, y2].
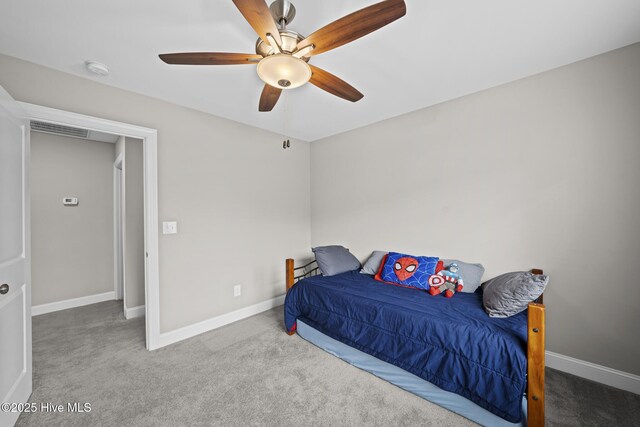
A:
[284, 258, 545, 427]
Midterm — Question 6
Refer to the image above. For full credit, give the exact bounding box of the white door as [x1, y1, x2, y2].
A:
[0, 86, 32, 427]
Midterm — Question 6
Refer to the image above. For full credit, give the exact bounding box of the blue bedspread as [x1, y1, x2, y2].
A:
[284, 271, 528, 422]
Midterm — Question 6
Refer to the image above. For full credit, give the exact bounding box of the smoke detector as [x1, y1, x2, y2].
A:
[85, 61, 109, 76]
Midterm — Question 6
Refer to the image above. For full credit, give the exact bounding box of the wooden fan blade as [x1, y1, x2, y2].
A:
[297, 0, 406, 57]
[309, 65, 364, 102]
[232, 0, 283, 46]
[259, 84, 282, 112]
[159, 52, 262, 65]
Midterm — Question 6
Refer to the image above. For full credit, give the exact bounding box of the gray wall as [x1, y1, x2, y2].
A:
[0, 54, 311, 333]
[115, 136, 145, 310]
[31, 132, 115, 305]
[311, 43, 640, 375]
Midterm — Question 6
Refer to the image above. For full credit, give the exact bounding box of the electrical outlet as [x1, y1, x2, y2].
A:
[233, 285, 241, 297]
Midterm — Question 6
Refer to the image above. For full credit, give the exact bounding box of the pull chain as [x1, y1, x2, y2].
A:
[282, 89, 292, 149]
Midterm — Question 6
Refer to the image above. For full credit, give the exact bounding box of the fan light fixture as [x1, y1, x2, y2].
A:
[256, 54, 311, 89]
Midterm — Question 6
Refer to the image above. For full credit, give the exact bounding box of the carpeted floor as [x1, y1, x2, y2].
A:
[16, 301, 640, 427]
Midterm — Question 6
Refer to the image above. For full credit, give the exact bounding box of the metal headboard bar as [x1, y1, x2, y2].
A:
[294, 267, 320, 281]
[292, 259, 320, 282]
[293, 259, 317, 271]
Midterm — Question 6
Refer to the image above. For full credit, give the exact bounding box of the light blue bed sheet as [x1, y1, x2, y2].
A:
[297, 320, 527, 427]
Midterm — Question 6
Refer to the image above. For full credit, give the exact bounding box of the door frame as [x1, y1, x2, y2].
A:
[113, 154, 124, 303]
[19, 102, 161, 350]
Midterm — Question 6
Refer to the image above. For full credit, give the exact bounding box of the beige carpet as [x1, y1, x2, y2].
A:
[16, 301, 640, 426]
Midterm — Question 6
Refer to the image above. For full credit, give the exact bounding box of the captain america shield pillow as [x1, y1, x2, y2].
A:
[378, 252, 440, 290]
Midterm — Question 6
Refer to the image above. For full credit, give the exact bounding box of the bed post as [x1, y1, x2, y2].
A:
[531, 268, 544, 304]
[285, 258, 296, 335]
[286, 258, 295, 292]
[527, 289, 546, 426]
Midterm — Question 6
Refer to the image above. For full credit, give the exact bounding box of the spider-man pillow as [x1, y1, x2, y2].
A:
[377, 252, 440, 291]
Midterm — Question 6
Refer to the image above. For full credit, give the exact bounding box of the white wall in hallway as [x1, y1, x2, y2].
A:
[31, 132, 115, 306]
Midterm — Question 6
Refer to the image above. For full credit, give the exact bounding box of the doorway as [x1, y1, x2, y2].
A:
[19, 102, 160, 350]
[30, 129, 125, 316]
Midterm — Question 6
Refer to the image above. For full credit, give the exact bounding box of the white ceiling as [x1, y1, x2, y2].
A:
[1, 1, 639, 141]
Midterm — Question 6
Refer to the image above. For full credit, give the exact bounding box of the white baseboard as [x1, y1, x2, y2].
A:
[157, 295, 286, 348]
[546, 351, 640, 395]
[32, 291, 116, 316]
[125, 305, 145, 319]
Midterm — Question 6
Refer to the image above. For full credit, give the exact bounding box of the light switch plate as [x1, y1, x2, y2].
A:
[162, 221, 178, 234]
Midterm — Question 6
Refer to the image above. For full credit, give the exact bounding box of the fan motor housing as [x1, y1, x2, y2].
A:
[255, 30, 308, 61]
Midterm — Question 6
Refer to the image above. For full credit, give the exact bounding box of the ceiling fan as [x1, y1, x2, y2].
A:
[159, 0, 407, 112]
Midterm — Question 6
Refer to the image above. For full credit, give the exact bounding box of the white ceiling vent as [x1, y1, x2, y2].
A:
[31, 121, 88, 138]
[30, 121, 120, 143]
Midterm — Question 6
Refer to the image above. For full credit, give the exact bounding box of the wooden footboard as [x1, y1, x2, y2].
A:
[285, 258, 546, 425]
[527, 268, 546, 427]
[286, 258, 320, 335]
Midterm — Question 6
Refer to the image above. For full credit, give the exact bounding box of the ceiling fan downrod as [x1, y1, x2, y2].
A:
[269, 0, 296, 29]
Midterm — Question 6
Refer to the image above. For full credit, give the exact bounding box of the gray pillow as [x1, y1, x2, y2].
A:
[482, 272, 548, 318]
[312, 245, 361, 277]
[443, 259, 485, 293]
[360, 251, 387, 275]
